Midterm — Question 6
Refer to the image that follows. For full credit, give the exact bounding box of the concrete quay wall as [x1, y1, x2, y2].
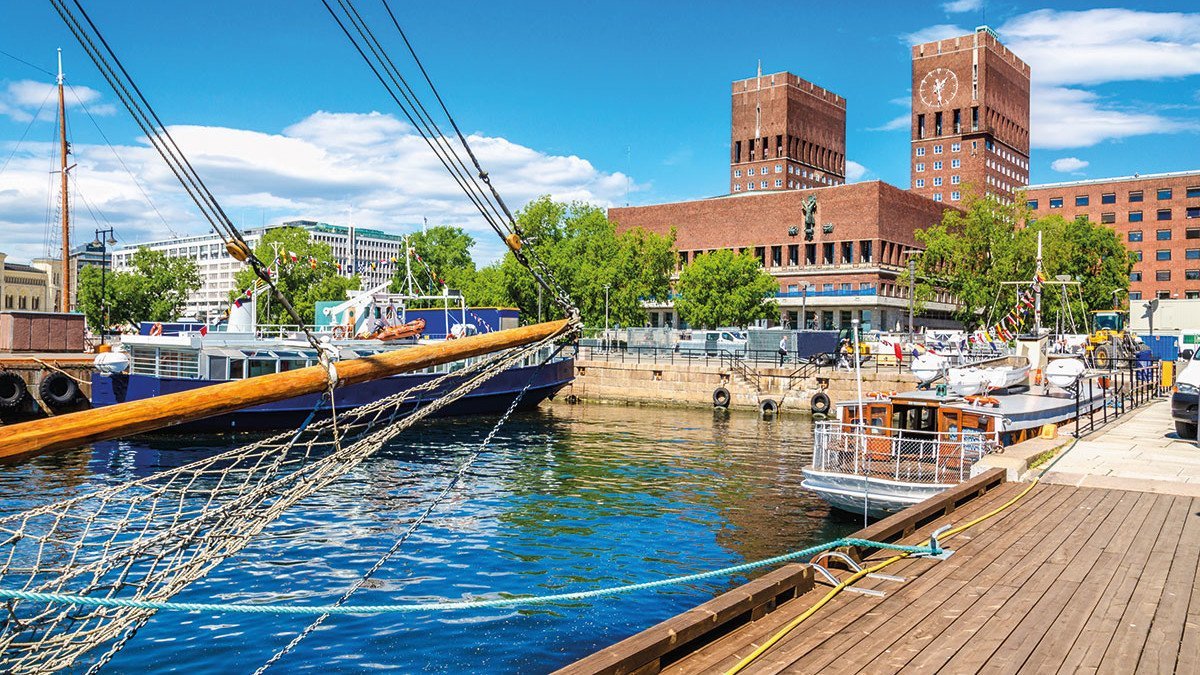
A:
[561, 358, 918, 413]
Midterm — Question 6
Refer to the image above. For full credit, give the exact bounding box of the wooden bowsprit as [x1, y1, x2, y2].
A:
[0, 319, 570, 463]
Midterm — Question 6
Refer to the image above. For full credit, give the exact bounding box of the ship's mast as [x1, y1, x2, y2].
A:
[57, 48, 71, 312]
[1034, 230, 1043, 334]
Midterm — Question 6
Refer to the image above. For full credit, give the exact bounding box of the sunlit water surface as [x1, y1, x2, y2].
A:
[1, 402, 856, 673]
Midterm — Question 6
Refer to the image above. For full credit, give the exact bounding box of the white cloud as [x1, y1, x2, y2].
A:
[942, 0, 982, 14]
[1050, 157, 1088, 173]
[0, 110, 640, 265]
[868, 114, 910, 132]
[1030, 86, 1195, 149]
[845, 161, 870, 182]
[0, 79, 114, 122]
[902, 24, 969, 46]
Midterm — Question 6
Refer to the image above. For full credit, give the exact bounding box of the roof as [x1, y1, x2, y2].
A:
[2, 262, 42, 274]
[1026, 169, 1200, 191]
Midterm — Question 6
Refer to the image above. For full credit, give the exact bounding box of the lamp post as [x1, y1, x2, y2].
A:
[604, 284, 612, 350]
[901, 250, 923, 339]
[91, 227, 117, 344]
[800, 283, 814, 330]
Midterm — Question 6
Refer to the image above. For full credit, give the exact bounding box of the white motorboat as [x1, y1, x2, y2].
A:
[910, 352, 949, 385]
[1044, 357, 1087, 390]
[946, 355, 1031, 396]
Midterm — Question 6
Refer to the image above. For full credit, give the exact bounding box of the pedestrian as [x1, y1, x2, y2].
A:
[778, 335, 788, 366]
[838, 339, 853, 370]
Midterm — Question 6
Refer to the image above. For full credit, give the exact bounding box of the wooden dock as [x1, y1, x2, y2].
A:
[559, 468, 1200, 674]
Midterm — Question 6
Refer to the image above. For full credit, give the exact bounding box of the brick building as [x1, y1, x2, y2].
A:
[729, 71, 846, 194]
[910, 26, 1030, 204]
[610, 182, 958, 331]
[1025, 170, 1200, 302]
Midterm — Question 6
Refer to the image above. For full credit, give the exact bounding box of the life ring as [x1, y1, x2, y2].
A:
[0, 372, 29, 409]
[759, 398, 779, 416]
[39, 372, 80, 412]
[149, 322, 163, 336]
[712, 387, 731, 408]
[332, 325, 348, 340]
[810, 392, 831, 415]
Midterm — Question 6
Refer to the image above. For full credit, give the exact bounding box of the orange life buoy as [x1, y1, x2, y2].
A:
[149, 322, 163, 336]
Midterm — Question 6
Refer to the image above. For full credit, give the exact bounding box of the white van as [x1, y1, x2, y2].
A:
[676, 330, 747, 357]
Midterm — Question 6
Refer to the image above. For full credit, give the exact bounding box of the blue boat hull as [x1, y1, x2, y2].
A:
[91, 358, 575, 432]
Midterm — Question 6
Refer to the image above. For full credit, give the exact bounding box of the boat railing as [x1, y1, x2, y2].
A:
[812, 421, 999, 485]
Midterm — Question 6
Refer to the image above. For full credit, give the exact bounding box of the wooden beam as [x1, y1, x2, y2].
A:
[0, 319, 569, 462]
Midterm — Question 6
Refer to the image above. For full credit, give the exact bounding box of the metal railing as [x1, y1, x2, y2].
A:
[812, 422, 998, 485]
[1072, 357, 1168, 437]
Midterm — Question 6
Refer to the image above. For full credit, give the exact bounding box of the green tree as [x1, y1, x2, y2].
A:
[231, 227, 360, 325]
[911, 193, 1131, 330]
[77, 247, 201, 331]
[674, 249, 778, 328]
[390, 225, 477, 295]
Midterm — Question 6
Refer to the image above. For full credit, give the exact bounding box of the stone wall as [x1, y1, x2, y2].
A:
[561, 357, 919, 413]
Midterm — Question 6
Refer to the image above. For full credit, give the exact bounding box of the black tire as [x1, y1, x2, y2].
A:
[712, 387, 731, 408]
[810, 392, 831, 415]
[39, 372, 80, 411]
[1093, 344, 1114, 370]
[759, 398, 779, 416]
[0, 372, 29, 409]
[1176, 420, 1197, 440]
[565, 393, 579, 405]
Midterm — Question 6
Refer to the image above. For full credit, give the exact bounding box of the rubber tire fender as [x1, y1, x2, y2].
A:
[810, 392, 831, 415]
[39, 372, 80, 411]
[712, 386, 731, 408]
[759, 398, 779, 416]
[0, 371, 29, 409]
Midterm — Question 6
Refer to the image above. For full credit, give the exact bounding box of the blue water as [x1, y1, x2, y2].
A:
[1, 403, 854, 673]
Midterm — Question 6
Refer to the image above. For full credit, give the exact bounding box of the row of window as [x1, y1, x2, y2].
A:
[1043, 207, 1200, 222]
[985, 159, 1028, 185]
[924, 191, 962, 202]
[1031, 187, 1200, 210]
[3, 295, 41, 310]
[784, 282, 874, 293]
[915, 159, 962, 172]
[1129, 291, 1200, 300]
[1129, 249, 1198, 261]
[733, 165, 837, 181]
[1131, 269, 1200, 282]
[1127, 227, 1200, 242]
[914, 176, 963, 188]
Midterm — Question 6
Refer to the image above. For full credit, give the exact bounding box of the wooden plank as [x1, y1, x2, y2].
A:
[844, 486, 1108, 674]
[759, 483, 1077, 674]
[978, 488, 1147, 673]
[0, 319, 570, 462]
[1053, 493, 1177, 673]
[1175, 496, 1200, 675]
[1098, 493, 1191, 669]
[553, 564, 815, 675]
[664, 482, 1029, 674]
[1136, 494, 1200, 674]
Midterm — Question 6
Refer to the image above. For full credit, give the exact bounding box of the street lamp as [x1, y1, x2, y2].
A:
[91, 227, 117, 345]
[604, 284, 612, 350]
[901, 250, 923, 338]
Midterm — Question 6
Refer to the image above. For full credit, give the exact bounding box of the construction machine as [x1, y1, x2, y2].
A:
[1086, 309, 1145, 369]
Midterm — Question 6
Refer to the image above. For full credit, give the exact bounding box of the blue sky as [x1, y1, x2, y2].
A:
[1, 1, 1198, 263]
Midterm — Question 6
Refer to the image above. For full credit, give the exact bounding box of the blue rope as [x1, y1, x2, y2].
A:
[0, 538, 931, 615]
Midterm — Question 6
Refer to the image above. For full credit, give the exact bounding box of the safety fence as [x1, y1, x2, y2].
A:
[811, 423, 997, 485]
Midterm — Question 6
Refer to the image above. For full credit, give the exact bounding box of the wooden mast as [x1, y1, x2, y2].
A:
[0, 319, 570, 462]
[57, 48, 71, 313]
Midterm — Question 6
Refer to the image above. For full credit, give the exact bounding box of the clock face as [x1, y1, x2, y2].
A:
[919, 68, 959, 108]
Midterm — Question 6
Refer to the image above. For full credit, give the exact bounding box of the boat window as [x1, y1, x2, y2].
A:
[919, 408, 934, 430]
[271, 351, 300, 359]
[278, 360, 308, 372]
[207, 356, 228, 380]
[229, 359, 247, 379]
[157, 349, 200, 379]
[248, 359, 276, 378]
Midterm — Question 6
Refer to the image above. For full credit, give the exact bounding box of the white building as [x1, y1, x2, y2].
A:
[112, 220, 409, 319]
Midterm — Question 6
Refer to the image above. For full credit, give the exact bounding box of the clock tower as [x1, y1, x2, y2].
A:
[909, 26, 1030, 205]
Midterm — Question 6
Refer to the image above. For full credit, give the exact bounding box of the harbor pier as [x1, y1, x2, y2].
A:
[562, 402, 1200, 674]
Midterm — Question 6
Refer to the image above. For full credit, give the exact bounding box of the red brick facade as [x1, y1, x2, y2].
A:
[729, 72, 846, 194]
[1025, 172, 1200, 302]
[910, 27, 1030, 205]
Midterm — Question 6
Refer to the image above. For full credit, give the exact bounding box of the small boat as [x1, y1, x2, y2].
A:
[911, 352, 948, 385]
[1044, 357, 1087, 390]
[946, 354, 1030, 396]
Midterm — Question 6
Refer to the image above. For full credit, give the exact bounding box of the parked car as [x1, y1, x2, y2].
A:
[1171, 347, 1199, 438]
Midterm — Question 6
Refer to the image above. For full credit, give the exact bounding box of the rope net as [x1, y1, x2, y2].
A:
[0, 333, 564, 673]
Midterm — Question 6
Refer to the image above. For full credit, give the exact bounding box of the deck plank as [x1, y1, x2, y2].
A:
[1136, 496, 1200, 675]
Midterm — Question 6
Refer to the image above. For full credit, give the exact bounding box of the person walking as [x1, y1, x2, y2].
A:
[778, 335, 789, 366]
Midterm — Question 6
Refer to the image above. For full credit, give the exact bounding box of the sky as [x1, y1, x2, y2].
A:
[0, 1, 1198, 264]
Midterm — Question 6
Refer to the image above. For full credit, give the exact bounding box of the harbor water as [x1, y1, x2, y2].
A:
[0, 402, 855, 673]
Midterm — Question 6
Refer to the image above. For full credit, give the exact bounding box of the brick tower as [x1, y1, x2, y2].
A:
[909, 26, 1030, 204]
[729, 69, 846, 194]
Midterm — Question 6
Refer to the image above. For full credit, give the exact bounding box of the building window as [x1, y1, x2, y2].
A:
[1189, 291, 1200, 299]
[1049, 197, 1063, 208]
[1157, 250, 1172, 261]
[859, 240, 872, 262]
[1027, 199, 1038, 209]
[1156, 270, 1172, 281]
[748, 167, 756, 176]
[1158, 291, 1172, 300]
[1128, 230, 1143, 242]
[951, 158, 960, 168]
[915, 163, 925, 172]
[747, 182, 754, 190]
[951, 175, 961, 184]
[933, 193, 943, 202]
[771, 245, 782, 266]
[915, 178, 925, 188]
[1187, 186, 1200, 198]
[1157, 229, 1173, 240]
[760, 181, 767, 189]
[1102, 192, 1116, 204]
[1130, 271, 1142, 282]
[1158, 209, 1172, 221]
[734, 169, 742, 178]
[933, 177, 943, 186]
[775, 164, 783, 173]
[917, 113, 925, 139]
[916, 147, 926, 157]
[1188, 249, 1200, 260]
[1188, 207, 1200, 219]
[933, 144, 943, 154]
[951, 142, 961, 152]
[1101, 213, 1116, 224]
[788, 244, 799, 265]
[822, 243, 834, 264]
[951, 191, 961, 201]
[1158, 188, 1173, 200]
[775, 179, 783, 187]
[1129, 210, 1144, 222]
[1129, 291, 1142, 300]
[933, 161, 942, 170]
[1075, 195, 1089, 207]
[734, 184, 742, 192]
[1129, 190, 1143, 202]
[1188, 270, 1200, 281]
[1134, 251, 1143, 261]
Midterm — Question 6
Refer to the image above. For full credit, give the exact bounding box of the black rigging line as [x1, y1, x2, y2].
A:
[0, 48, 55, 77]
[0, 84, 55, 177]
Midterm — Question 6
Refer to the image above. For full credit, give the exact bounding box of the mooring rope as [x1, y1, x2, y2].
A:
[0, 538, 934, 616]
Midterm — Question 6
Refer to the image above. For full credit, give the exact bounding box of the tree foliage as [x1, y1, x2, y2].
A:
[390, 225, 476, 295]
[77, 247, 201, 331]
[911, 193, 1132, 331]
[674, 248, 778, 329]
[231, 227, 360, 325]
